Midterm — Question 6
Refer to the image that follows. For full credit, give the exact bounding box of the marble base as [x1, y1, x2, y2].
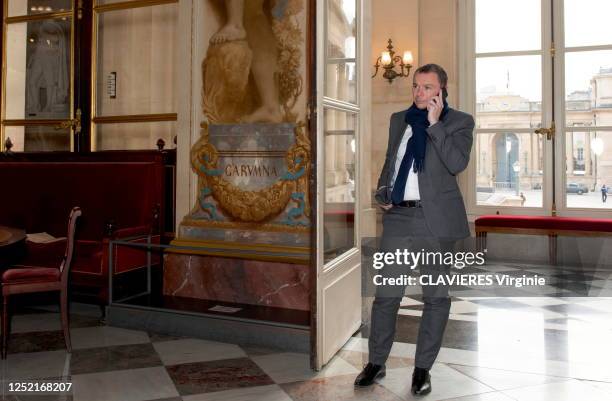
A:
[163, 253, 310, 311]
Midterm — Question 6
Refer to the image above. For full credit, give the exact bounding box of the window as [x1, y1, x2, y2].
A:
[563, 0, 612, 208]
[472, 0, 544, 208]
[93, 0, 178, 150]
[322, 0, 359, 263]
[2, 0, 74, 151]
[461, 0, 612, 213]
[1, 0, 178, 152]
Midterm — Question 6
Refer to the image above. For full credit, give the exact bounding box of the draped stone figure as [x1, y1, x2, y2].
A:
[26, 20, 69, 115]
[203, 0, 302, 124]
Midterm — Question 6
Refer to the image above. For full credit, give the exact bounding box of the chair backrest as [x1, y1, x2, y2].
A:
[60, 207, 81, 281]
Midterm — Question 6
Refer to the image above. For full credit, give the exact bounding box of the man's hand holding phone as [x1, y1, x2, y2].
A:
[427, 89, 444, 126]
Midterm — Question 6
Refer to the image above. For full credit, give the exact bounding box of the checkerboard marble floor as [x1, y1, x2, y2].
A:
[2, 295, 612, 400]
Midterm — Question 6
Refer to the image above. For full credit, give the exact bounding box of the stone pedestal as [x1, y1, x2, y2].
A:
[177, 122, 310, 252]
[166, 122, 311, 310]
[163, 253, 309, 311]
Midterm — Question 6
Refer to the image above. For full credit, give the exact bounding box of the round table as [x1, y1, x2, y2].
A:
[0, 226, 26, 268]
[0, 226, 26, 246]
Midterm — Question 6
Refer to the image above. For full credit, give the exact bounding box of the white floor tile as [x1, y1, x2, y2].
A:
[342, 336, 369, 353]
[72, 366, 178, 401]
[182, 384, 293, 401]
[449, 364, 569, 391]
[439, 392, 516, 401]
[457, 297, 502, 301]
[505, 307, 566, 320]
[251, 352, 358, 384]
[379, 363, 494, 400]
[344, 334, 612, 382]
[400, 297, 424, 307]
[574, 299, 612, 312]
[153, 338, 246, 365]
[1, 350, 71, 380]
[70, 326, 150, 349]
[388, 341, 417, 359]
[502, 379, 612, 401]
[509, 297, 569, 307]
[448, 313, 480, 322]
[449, 301, 482, 314]
[580, 380, 612, 396]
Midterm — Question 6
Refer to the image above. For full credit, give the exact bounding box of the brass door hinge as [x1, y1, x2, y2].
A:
[550, 41, 555, 58]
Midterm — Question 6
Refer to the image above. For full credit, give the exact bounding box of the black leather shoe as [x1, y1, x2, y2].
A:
[354, 363, 386, 387]
[411, 367, 431, 395]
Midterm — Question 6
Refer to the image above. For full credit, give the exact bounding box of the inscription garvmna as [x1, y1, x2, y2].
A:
[224, 164, 279, 177]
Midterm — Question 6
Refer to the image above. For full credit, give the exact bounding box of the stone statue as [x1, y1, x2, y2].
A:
[26, 20, 69, 115]
[209, 0, 282, 123]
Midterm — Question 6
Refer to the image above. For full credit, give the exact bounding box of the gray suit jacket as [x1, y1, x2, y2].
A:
[375, 108, 474, 239]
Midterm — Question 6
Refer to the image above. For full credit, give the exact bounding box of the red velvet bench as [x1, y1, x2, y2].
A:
[475, 215, 612, 264]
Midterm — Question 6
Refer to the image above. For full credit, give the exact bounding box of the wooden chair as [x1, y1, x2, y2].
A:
[1, 207, 81, 359]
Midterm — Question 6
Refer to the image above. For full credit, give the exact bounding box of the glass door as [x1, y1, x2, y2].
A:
[556, 0, 612, 214]
[314, 0, 362, 370]
[472, 0, 554, 214]
[91, 0, 177, 151]
[467, 0, 612, 216]
[1, 0, 178, 152]
[1, 0, 81, 152]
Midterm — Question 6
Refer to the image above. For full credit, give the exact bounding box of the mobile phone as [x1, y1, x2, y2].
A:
[441, 87, 448, 101]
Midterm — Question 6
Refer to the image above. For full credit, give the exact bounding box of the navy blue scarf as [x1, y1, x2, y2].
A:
[404, 100, 449, 172]
[391, 100, 449, 204]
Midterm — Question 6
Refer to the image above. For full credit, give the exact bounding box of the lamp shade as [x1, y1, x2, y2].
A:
[381, 51, 392, 65]
[403, 51, 413, 65]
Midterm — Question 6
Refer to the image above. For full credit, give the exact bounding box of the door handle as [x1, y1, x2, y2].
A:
[55, 108, 82, 134]
[535, 121, 555, 140]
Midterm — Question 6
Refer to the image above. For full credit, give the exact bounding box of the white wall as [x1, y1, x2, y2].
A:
[419, 0, 458, 105]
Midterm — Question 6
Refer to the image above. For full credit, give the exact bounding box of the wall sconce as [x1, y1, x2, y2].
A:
[372, 39, 413, 84]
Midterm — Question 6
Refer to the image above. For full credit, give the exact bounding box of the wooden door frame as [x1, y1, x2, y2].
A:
[73, 0, 93, 152]
[0, 4, 3, 144]
[307, 0, 318, 370]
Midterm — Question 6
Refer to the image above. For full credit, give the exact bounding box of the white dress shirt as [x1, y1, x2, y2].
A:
[390, 124, 420, 200]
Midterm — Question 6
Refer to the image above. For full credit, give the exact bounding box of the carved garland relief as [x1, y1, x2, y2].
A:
[187, 0, 310, 235]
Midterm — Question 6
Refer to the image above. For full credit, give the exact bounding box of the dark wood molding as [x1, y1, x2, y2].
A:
[74, 0, 93, 152]
[1, 2, 4, 136]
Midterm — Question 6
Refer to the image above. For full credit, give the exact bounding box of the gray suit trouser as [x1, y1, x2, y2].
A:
[368, 206, 454, 369]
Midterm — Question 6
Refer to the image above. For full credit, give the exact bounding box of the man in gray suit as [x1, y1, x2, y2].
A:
[355, 64, 474, 395]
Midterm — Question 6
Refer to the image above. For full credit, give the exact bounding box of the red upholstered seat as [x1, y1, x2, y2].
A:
[475, 215, 612, 232]
[1, 267, 60, 284]
[2, 207, 81, 359]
